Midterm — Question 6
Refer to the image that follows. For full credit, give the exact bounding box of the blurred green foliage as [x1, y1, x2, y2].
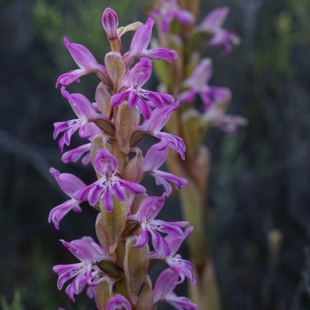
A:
[1, 291, 23, 310]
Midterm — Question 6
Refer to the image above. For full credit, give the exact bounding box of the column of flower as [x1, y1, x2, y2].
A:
[49, 7, 198, 310]
[150, 1, 247, 309]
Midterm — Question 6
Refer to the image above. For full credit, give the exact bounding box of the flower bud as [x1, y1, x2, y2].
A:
[102, 8, 118, 39]
[102, 8, 122, 52]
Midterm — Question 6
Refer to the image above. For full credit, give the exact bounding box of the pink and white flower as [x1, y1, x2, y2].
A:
[53, 237, 109, 301]
[73, 150, 146, 212]
[128, 194, 188, 255]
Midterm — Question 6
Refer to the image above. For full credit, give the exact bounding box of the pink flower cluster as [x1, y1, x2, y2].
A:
[50, 7, 197, 310]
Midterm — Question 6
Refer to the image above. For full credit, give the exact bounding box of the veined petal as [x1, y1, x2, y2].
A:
[138, 195, 166, 221]
[53, 262, 84, 290]
[56, 69, 84, 87]
[125, 18, 154, 64]
[144, 141, 168, 172]
[63, 37, 104, 71]
[129, 58, 152, 88]
[137, 101, 180, 132]
[145, 48, 177, 63]
[93, 149, 118, 176]
[151, 220, 185, 238]
[120, 179, 146, 194]
[49, 167, 86, 197]
[166, 292, 198, 310]
[112, 181, 127, 201]
[154, 132, 186, 160]
[88, 183, 103, 206]
[48, 199, 82, 230]
[149, 229, 170, 255]
[60, 238, 106, 263]
[165, 226, 194, 257]
[73, 183, 96, 204]
[61, 87, 99, 119]
[102, 8, 119, 39]
[103, 188, 113, 212]
[61, 143, 91, 164]
[110, 90, 131, 107]
[153, 170, 188, 190]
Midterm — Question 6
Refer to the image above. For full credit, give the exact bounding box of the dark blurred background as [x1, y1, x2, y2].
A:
[1, 0, 310, 309]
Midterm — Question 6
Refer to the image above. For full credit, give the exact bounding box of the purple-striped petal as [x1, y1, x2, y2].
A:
[112, 181, 127, 201]
[110, 90, 131, 107]
[61, 143, 91, 164]
[103, 188, 113, 212]
[120, 179, 146, 194]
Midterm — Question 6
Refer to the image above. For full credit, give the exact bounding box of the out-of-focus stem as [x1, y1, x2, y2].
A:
[166, 151, 221, 310]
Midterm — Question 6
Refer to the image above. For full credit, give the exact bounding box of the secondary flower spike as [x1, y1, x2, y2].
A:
[151, 0, 195, 33]
[178, 58, 230, 109]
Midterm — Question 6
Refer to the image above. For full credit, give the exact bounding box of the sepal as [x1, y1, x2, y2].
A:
[136, 275, 153, 310]
[101, 197, 128, 255]
[124, 236, 149, 305]
[95, 280, 113, 310]
[124, 148, 144, 183]
[105, 52, 126, 91]
[115, 104, 140, 154]
[95, 82, 112, 117]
